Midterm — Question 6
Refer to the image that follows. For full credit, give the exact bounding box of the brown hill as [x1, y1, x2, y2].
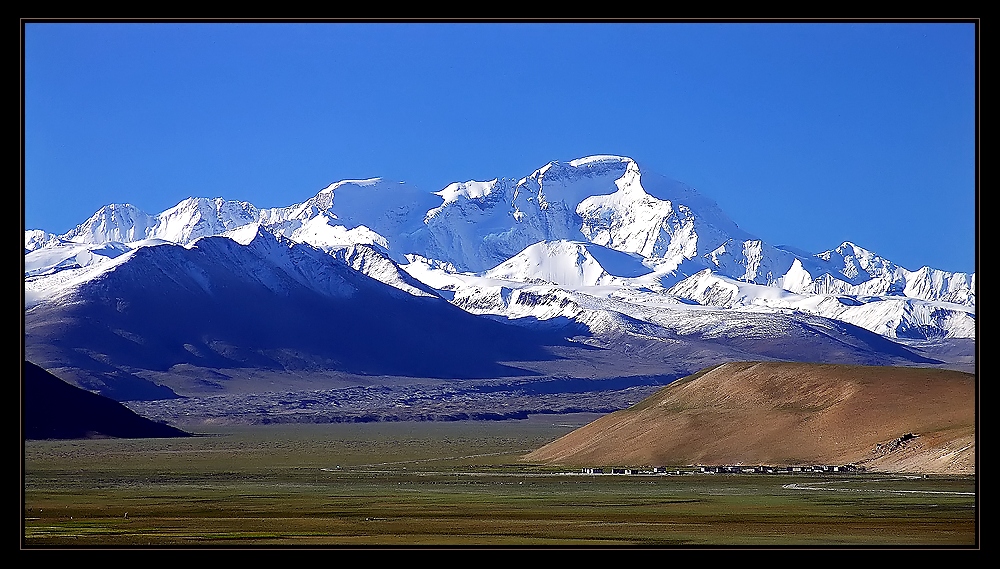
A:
[524, 362, 975, 475]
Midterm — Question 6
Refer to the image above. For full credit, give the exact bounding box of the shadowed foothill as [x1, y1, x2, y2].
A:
[23, 361, 190, 440]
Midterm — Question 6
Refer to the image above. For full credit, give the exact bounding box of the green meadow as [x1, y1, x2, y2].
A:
[23, 415, 976, 547]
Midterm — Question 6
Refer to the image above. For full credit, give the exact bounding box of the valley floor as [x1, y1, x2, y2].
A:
[22, 417, 977, 548]
[121, 378, 671, 426]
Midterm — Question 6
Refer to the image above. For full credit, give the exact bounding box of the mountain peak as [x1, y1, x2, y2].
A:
[62, 203, 157, 245]
[155, 196, 260, 244]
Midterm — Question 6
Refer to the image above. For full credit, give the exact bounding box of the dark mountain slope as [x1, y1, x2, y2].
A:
[24, 361, 190, 440]
[24, 233, 569, 399]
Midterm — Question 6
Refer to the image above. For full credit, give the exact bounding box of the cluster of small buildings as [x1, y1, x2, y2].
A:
[579, 464, 864, 475]
[581, 467, 678, 475]
[580, 467, 676, 475]
[695, 464, 863, 474]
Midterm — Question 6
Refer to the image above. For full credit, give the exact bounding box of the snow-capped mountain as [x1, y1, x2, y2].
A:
[25, 154, 975, 399]
[664, 269, 975, 339]
[58, 198, 261, 245]
[59, 203, 158, 244]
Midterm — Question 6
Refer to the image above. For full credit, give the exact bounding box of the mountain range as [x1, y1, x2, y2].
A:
[24, 155, 975, 402]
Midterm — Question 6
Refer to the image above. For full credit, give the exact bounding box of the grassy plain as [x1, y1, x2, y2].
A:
[23, 415, 976, 547]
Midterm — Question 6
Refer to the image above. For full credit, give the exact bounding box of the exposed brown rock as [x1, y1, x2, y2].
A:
[524, 362, 975, 475]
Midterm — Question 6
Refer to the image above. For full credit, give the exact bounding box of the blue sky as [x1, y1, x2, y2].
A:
[23, 22, 977, 273]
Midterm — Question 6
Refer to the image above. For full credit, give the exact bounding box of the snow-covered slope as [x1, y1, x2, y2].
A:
[259, 178, 438, 260]
[484, 240, 648, 288]
[25, 229, 58, 252]
[334, 243, 440, 299]
[25, 240, 142, 310]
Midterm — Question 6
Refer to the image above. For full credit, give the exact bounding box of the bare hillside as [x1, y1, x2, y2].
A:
[524, 362, 975, 475]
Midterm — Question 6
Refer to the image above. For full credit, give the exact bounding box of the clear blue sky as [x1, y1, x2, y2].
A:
[23, 21, 977, 274]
